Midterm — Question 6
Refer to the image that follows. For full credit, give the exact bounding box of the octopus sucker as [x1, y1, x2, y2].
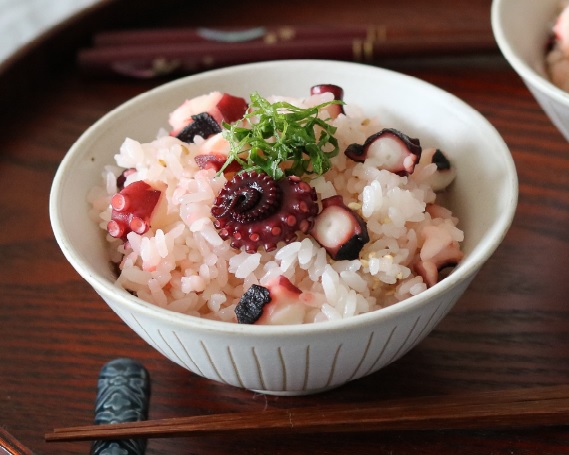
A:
[212, 171, 318, 253]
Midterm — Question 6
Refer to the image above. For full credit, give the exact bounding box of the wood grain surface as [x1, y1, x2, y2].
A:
[2, 0, 569, 454]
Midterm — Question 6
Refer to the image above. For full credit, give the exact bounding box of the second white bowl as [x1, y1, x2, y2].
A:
[492, 0, 569, 140]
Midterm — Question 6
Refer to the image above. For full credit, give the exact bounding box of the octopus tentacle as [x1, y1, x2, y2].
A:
[212, 171, 318, 253]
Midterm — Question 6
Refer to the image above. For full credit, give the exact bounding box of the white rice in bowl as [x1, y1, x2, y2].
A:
[88, 90, 463, 325]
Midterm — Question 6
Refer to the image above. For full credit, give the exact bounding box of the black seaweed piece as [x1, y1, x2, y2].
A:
[90, 358, 150, 455]
[432, 149, 451, 170]
[235, 284, 271, 324]
[176, 112, 222, 143]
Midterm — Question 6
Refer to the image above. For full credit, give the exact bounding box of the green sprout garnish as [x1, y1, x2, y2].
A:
[219, 92, 342, 180]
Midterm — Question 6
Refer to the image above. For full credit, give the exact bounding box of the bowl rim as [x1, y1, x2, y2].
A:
[491, 0, 569, 104]
[50, 59, 518, 336]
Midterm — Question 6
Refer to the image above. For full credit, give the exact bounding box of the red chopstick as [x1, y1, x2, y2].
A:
[79, 25, 498, 77]
[93, 25, 384, 46]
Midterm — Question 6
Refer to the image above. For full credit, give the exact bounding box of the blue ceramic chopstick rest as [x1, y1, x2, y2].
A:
[90, 358, 150, 455]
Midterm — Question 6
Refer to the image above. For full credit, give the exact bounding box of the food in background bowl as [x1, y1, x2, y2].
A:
[546, 1, 569, 91]
[50, 60, 517, 394]
[492, 0, 569, 141]
[90, 85, 463, 325]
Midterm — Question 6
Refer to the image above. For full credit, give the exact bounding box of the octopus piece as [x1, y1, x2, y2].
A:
[344, 128, 422, 176]
[547, 49, 569, 92]
[176, 112, 223, 144]
[546, 6, 569, 91]
[107, 180, 166, 241]
[554, 4, 569, 56]
[310, 84, 345, 118]
[413, 225, 464, 287]
[418, 147, 457, 192]
[310, 195, 370, 261]
[168, 91, 248, 140]
[194, 153, 241, 173]
[256, 276, 307, 325]
[235, 276, 307, 325]
[192, 132, 240, 173]
[116, 168, 136, 190]
[212, 171, 319, 253]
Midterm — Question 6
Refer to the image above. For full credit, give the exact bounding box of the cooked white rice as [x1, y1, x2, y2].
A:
[88, 92, 463, 324]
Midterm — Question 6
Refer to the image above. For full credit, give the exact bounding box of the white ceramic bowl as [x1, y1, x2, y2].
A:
[50, 60, 518, 395]
[492, 0, 569, 140]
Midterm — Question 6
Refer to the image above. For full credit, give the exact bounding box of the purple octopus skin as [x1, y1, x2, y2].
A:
[431, 148, 451, 171]
[344, 128, 422, 176]
[310, 195, 370, 261]
[412, 204, 464, 287]
[413, 247, 463, 288]
[194, 153, 241, 173]
[310, 84, 345, 117]
[418, 147, 456, 192]
[235, 275, 304, 325]
[116, 168, 136, 190]
[107, 180, 163, 241]
[212, 171, 319, 254]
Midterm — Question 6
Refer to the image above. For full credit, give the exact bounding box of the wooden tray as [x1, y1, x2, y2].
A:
[3, 1, 569, 454]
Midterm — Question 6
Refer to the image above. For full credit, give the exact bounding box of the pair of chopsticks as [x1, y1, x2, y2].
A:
[78, 24, 498, 78]
[46, 384, 569, 442]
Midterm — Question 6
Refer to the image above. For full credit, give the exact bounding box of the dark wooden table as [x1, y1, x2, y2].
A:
[2, 0, 569, 453]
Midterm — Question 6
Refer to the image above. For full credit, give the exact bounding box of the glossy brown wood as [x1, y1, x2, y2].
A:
[0, 428, 33, 455]
[2, 0, 569, 454]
